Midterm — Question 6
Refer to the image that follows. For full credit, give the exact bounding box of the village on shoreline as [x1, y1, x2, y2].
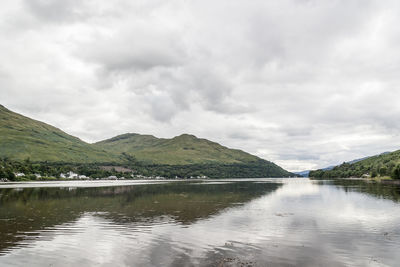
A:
[0, 170, 209, 182]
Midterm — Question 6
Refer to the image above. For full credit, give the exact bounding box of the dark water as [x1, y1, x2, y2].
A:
[1, 179, 400, 267]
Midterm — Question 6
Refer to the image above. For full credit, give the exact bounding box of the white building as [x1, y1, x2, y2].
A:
[67, 171, 78, 179]
[14, 172, 25, 177]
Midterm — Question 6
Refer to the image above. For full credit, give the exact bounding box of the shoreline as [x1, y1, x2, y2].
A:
[310, 176, 400, 185]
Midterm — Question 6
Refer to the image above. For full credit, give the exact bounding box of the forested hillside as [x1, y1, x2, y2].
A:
[309, 150, 400, 179]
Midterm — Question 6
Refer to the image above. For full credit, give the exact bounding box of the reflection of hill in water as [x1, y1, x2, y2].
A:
[326, 179, 400, 202]
[0, 181, 280, 253]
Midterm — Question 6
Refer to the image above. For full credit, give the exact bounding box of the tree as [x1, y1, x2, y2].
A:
[0, 169, 6, 179]
[392, 165, 400, 180]
[379, 166, 387, 176]
[5, 168, 15, 181]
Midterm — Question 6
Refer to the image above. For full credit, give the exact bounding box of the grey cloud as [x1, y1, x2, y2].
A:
[182, 66, 251, 114]
[228, 132, 252, 140]
[79, 30, 185, 72]
[279, 153, 320, 161]
[147, 93, 179, 123]
[282, 126, 313, 137]
[23, 0, 86, 22]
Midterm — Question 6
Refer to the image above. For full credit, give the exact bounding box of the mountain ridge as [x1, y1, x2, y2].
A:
[94, 132, 262, 165]
[0, 104, 293, 177]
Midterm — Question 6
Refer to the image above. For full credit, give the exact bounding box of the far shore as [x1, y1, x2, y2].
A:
[310, 176, 400, 185]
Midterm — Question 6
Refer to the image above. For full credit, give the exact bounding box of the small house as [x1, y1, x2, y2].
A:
[67, 171, 78, 179]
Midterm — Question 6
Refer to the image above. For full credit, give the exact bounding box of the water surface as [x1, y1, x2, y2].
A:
[1, 178, 400, 266]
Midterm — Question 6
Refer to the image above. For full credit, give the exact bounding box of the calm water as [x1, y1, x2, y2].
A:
[1, 178, 400, 267]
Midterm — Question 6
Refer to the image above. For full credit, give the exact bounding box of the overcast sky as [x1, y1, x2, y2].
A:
[1, 0, 400, 171]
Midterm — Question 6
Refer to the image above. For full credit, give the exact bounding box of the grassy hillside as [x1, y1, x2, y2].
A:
[0, 104, 293, 178]
[309, 150, 400, 179]
[95, 133, 260, 165]
[94, 133, 294, 177]
[0, 105, 119, 163]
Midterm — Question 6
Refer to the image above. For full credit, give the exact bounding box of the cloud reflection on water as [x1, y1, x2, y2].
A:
[0, 179, 399, 266]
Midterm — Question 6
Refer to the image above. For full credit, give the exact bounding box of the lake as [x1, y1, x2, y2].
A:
[1, 178, 400, 266]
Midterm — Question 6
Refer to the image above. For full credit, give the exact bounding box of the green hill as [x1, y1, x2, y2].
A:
[0, 104, 293, 178]
[94, 133, 261, 165]
[0, 104, 118, 163]
[93, 133, 294, 177]
[309, 150, 400, 179]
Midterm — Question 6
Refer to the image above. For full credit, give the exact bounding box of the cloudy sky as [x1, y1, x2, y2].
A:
[1, 0, 400, 171]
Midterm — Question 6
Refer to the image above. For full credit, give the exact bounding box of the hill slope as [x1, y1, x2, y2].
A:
[309, 150, 400, 179]
[0, 104, 293, 177]
[94, 133, 293, 177]
[94, 133, 261, 165]
[0, 105, 118, 163]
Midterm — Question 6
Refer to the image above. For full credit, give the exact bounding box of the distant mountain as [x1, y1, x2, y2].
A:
[295, 165, 335, 177]
[94, 133, 261, 165]
[293, 170, 310, 177]
[0, 104, 118, 163]
[309, 151, 400, 179]
[0, 104, 293, 177]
